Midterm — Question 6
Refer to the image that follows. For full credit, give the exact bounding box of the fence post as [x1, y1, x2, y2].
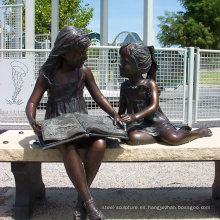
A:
[15, 4, 22, 50]
[194, 48, 200, 123]
[183, 48, 187, 124]
[1, 7, 3, 58]
[187, 47, 194, 127]
[51, 0, 59, 48]
[100, 0, 109, 89]
[25, 0, 35, 50]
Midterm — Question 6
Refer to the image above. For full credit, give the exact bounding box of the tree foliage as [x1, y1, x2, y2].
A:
[3, 0, 94, 34]
[157, 0, 220, 49]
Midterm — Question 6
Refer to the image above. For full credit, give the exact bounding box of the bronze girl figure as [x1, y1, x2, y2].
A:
[26, 26, 121, 220]
[118, 42, 212, 146]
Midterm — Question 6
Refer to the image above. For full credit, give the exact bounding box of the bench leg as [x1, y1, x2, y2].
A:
[212, 161, 220, 200]
[11, 162, 45, 220]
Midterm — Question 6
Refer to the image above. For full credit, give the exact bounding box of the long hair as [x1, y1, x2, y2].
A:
[119, 42, 157, 81]
[41, 26, 91, 83]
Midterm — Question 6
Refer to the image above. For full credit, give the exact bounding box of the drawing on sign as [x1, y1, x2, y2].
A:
[5, 61, 29, 105]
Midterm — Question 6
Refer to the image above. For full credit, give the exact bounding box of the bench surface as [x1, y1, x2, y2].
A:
[0, 128, 220, 162]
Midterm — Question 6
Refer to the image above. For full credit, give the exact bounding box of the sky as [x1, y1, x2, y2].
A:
[86, 0, 185, 47]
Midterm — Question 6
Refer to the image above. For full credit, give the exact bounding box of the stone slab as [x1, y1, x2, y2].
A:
[0, 128, 220, 162]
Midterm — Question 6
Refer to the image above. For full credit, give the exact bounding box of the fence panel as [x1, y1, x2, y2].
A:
[0, 46, 187, 128]
[84, 46, 123, 116]
[154, 48, 187, 123]
[84, 47, 187, 124]
[195, 49, 220, 122]
[34, 34, 51, 49]
[0, 4, 23, 50]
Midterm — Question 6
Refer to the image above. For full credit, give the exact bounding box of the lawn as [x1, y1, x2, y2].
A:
[200, 71, 220, 85]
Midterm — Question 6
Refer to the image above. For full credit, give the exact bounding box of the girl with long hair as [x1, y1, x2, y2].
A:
[26, 26, 122, 220]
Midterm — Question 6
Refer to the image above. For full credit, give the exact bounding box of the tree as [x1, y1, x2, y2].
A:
[3, 0, 94, 34]
[157, 0, 220, 49]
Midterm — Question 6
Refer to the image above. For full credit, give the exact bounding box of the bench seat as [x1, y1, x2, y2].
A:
[1, 128, 220, 219]
[1, 128, 220, 162]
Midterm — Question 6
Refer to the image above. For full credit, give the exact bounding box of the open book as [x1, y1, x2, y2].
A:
[39, 112, 128, 150]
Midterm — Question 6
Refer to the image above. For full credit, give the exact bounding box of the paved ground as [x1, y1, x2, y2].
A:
[1, 161, 220, 219]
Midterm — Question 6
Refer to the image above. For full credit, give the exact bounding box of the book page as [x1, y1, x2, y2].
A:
[41, 113, 86, 141]
[74, 112, 127, 137]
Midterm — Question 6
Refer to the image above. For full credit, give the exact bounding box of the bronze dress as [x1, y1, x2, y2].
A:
[120, 80, 175, 136]
[39, 69, 88, 149]
[44, 68, 88, 120]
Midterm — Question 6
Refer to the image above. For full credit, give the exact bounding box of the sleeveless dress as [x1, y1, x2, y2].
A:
[38, 69, 88, 150]
[44, 68, 88, 120]
[120, 80, 175, 136]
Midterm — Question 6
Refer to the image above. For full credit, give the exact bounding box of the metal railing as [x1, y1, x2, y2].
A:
[155, 48, 187, 123]
[0, 4, 23, 50]
[194, 48, 220, 122]
[0, 46, 187, 127]
[0, 46, 219, 128]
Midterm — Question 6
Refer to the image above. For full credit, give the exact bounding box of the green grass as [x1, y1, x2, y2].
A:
[200, 71, 220, 85]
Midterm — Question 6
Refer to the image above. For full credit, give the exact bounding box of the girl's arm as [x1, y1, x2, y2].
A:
[121, 79, 159, 123]
[26, 71, 47, 135]
[84, 66, 121, 125]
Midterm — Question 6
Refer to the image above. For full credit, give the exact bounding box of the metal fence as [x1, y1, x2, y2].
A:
[194, 48, 220, 122]
[0, 46, 219, 128]
[34, 34, 51, 49]
[0, 4, 23, 50]
[0, 4, 50, 50]
[155, 48, 187, 122]
[0, 46, 187, 128]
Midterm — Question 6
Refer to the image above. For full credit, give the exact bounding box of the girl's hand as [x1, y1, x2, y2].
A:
[113, 114, 123, 126]
[29, 119, 42, 136]
[120, 114, 136, 123]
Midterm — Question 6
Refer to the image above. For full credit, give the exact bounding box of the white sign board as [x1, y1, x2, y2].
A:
[0, 59, 34, 111]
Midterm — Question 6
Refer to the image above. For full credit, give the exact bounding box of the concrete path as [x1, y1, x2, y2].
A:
[1, 187, 220, 219]
[1, 161, 220, 219]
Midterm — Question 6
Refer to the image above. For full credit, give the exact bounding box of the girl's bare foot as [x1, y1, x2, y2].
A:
[194, 127, 212, 137]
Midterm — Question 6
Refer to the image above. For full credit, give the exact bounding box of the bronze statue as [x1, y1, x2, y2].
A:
[118, 42, 212, 145]
[26, 26, 121, 220]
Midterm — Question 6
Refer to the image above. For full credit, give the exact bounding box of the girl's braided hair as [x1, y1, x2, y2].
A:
[119, 42, 158, 81]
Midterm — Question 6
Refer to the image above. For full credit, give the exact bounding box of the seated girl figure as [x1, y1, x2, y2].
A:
[118, 42, 212, 146]
[26, 26, 122, 220]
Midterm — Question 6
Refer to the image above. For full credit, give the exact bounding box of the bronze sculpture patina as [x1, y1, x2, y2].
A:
[26, 26, 122, 220]
[118, 42, 212, 145]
